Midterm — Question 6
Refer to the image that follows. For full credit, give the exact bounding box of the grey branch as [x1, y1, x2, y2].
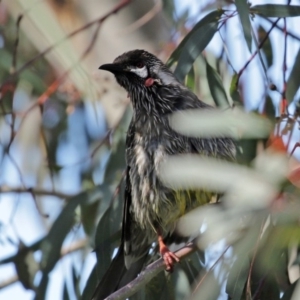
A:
[0, 238, 88, 289]
[105, 242, 197, 300]
[0, 185, 76, 199]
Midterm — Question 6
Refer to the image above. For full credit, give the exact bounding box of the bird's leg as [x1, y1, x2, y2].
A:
[157, 229, 179, 271]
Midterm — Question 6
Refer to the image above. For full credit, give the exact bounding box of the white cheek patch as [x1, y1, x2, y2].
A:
[129, 66, 148, 78]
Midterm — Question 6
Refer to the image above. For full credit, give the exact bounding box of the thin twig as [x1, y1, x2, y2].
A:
[192, 245, 230, 296]
[0, 0, 132, 89]
[236, 18, 281, 88]
[0, 186, 75, 199]
[245, 220, 267, 300]
[280, 1, 291, 115]
[264, 17, 300, 42]
[105, 242, 197, 300]
[11, 14, 23, 73]
[118, 0, 162, 35]
[5, 0, 131, 170]
[0, 238, 88, 289]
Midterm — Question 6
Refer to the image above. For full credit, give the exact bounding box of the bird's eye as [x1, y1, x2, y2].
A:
[136, 62, 144, 69]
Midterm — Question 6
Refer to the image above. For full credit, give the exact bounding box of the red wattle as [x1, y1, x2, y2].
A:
[144, 78, 155, 87]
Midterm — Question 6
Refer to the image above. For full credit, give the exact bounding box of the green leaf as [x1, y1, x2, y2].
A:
[81, 200, 100, 236]
[71, 265, 80, 299]
[39, 187, 102, 273]
[206, 60, 230, 108]
[0, 49, 13, 70]
[179, 250, 205, 284]
[172, 269, 191, 300]
[39, 190, 91, 274]
[174, 22, 218, 82]
[103, 138, 126, 184]
[167, 9, 223, 73]
[236, 139, 257, 165]
[95, 206, 116, 277]
[145, 271, 175, 300]
[235, 0, 252, 52]
[251, 4, 300, 17]
[63, 281, 70, 300]
[93, 180, 123, 287]
[286, 48, 300, 103]
[20, 69, 47, 94]
[191, 269, 221, 300]
[281, 281, 298, 299]
[81, 265, 98, 300]
[258, 26, 273, 68]
[229, 73, 238, 96]
[14, 243, 39, 290]
[226, 255, 249, 300]
[185, 65, 196, 92]
[229, 73, 241, 105]
[0, 237, 44, 265]
[34, 274, 49, 300]
[0, 81, 15, 114]
[264, 96, 276, 119]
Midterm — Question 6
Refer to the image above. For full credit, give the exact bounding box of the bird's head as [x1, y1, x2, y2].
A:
[99, 50, 179, 100]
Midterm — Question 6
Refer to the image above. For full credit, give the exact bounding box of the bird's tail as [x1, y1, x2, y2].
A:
[91, 246, 146, 300]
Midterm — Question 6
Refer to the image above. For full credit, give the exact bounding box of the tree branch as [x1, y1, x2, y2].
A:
[236, 17, 281, 88]
[0, 0, 132, 89]
[0, 238, 88, 289]
[105, 242, 197, 300]
[0, 186, 75, 199]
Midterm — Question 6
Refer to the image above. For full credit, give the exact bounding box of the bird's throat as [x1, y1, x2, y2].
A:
[144, 77, 155, 87]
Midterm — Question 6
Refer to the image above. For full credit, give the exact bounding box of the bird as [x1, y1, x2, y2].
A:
[92, 49, 235, 299]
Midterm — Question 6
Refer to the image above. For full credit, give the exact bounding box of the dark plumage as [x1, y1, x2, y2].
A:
[92, 50, 235, 299]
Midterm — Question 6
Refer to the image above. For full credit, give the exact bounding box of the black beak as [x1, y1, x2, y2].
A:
[98, 63, 124, 73]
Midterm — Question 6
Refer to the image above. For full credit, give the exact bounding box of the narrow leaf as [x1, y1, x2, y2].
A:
[235, 0, 252, 52]
[167, 9, 224, 67]
[229, 73, 241, 105]
[63, 281, 70, 300]
[264, 96, 276, 119]
[103, 138, 126, 184]
[251, 4, 300, 17]
[174, 23, 218, 81]
[226, 255, 249, 300]
[258, 26, 273, 68]
[185, 65, 196, 91]
[39, 186, 103, 274]
[286, 48, 300, 103]
[206, 61, 230, 108]
[40, 191, 88, 274]
[81, 200, 100, 236]
[81, 266, 98, 300]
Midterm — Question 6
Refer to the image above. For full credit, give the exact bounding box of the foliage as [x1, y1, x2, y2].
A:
[1, 0, 300, 300]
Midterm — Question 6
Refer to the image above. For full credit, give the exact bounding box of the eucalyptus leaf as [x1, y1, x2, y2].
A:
[236, 0, 252, 52]
[167, 10, 224, 67]
[174, 23, 218, 82]
[251, 4, 300, 17]
[63, 281, 70, 300]
[14, 243, 39, 290]
[169, 108, 272, 139]
[226, 255, 249, 300]
[206, 61, 230, 108]
[39, 190, 92, 274]
[81, 265, 98, 300]
[286, 48, 300, 103]
[81, 200, 100, 236]
[185, 65, 196, 92]
[103, 138, 126, 184]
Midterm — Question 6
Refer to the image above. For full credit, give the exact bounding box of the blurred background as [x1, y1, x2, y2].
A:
[1, 0, 300, 299]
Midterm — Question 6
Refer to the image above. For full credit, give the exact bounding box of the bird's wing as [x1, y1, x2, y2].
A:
[91, 169, 148, 300]
[123, 121, 151, 268]
[171, 87, 236, 160]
